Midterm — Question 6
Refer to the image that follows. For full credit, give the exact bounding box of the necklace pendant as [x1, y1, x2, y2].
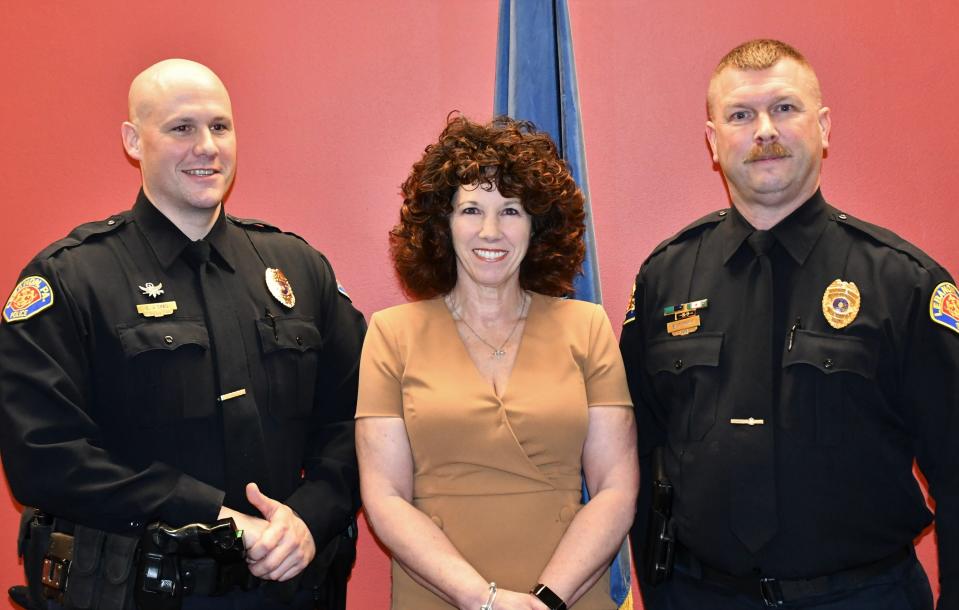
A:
[492, 349, 506, 359]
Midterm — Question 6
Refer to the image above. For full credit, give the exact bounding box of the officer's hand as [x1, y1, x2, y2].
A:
[217, 505, 269, 549]
[243, 482, 316, 581]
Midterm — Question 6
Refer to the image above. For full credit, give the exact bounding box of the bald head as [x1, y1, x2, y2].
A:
[128, 59, 231, 125]
[121, 59, 237, 240]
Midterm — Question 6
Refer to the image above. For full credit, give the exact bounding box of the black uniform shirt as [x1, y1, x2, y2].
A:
[621, 191, 958, 597]
[0, 192, 366, 573]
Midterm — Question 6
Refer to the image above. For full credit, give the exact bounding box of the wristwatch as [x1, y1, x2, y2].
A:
[530, 584, 567, 610]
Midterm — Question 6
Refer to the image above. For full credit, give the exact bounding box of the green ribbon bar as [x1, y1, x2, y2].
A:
[663, 298, 709, 316]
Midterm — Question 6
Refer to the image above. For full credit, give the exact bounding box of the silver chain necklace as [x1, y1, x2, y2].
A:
[446, 293, 530, 359]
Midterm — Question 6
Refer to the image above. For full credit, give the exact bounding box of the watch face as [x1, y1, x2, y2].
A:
[531, 584, 566, 610]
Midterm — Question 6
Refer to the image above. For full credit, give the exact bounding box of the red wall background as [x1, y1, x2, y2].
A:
[0, 1, 955, 608]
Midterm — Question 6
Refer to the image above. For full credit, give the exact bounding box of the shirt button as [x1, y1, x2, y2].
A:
[837, 213, 848, 220]
[164, 335, 174, 345]
[107, 219, 117, 226]
[673, 359, 684, 370]
[823, 358, 834, 369]
[718, 210, 727, 216]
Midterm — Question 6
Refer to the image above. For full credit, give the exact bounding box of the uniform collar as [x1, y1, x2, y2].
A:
[132, 190, 237, 272]
[721, 189, 829, 266]
[720, 206, 755, 265]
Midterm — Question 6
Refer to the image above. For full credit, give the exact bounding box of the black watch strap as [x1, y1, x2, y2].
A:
[530, 583, 567, 610]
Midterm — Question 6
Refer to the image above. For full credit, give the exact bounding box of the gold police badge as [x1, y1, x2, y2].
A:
[265, 268, 295, 308]
[821, 279, 861, 329]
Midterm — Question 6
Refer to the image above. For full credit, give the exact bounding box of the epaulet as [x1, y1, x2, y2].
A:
[228, 215, 282, 232]
[228, 215, 310, 245]
[228, 215, 351, 300]
[830, 207, 939, 270]
[36, 212, 129, 260]
[647, 209, 728, 260]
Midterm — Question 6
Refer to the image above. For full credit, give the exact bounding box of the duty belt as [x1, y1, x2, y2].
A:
[136, 518, 249, 609]
[170, 557, 256, 596]
[675, 544, 913, 607]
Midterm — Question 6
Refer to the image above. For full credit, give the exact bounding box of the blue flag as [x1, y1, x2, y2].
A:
[494, 2, 632, 608]
[494, 0, 601, 304]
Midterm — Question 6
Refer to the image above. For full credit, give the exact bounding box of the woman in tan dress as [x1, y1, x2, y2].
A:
[356, 116, 638, 610]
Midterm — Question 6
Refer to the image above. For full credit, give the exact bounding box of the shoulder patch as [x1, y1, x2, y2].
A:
[623, 282, 636, 326]
[930, 282, 959, 335]
[648, 209, 727, 260]
[3, 276, 54, 323]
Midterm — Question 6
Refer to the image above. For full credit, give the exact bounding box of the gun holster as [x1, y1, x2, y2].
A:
[134, 518, 246, 610]
[643, 447, 676, 586]
[19, 508, 54, 609]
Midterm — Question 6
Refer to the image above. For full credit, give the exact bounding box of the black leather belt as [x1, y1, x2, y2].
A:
[676, 544, 913, 607]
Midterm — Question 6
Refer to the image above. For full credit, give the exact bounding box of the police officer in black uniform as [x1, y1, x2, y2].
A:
[0, 59, 365, 609]
[622, 40, 957, 609]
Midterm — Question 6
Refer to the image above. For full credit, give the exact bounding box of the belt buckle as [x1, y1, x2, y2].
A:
[760, 577, 784, 607]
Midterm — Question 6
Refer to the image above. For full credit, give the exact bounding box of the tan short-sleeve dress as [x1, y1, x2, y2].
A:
[356, 292, 632, 609]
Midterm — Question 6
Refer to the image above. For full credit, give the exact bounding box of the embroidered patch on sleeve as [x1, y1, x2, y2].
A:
[930, 282, 959, 335]
[623, 282, 636, 326]
[3, 276, 55, 323]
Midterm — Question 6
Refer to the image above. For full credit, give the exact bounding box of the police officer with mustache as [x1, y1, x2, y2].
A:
[622, 39, 958, 610]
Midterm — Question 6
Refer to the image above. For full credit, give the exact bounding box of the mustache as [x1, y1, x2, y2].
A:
[744, 142, 791, 163]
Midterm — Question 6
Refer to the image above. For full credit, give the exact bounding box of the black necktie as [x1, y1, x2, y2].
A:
[183, 240, 269, 514]
[729, 230, 778, 553]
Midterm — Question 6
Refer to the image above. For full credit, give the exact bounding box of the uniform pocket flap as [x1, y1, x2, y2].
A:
[782, 330, 878, 378]
[646, 332, 724, 375]
[117, 319, 210, 357]
[257, 315, 323, 355]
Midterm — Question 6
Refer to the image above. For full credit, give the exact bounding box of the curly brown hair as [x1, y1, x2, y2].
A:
[391, 115, 586, 300]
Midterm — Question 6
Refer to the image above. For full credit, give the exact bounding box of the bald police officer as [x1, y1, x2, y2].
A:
[0, 60, 365, 609]
[622, 39, 957, 609]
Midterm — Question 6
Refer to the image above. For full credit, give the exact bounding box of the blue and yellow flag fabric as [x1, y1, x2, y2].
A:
[494, 0, 601, 304]
[494, 2, 632, 608]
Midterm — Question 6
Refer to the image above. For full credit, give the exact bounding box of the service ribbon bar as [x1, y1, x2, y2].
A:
[663, 299, 709, 317]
